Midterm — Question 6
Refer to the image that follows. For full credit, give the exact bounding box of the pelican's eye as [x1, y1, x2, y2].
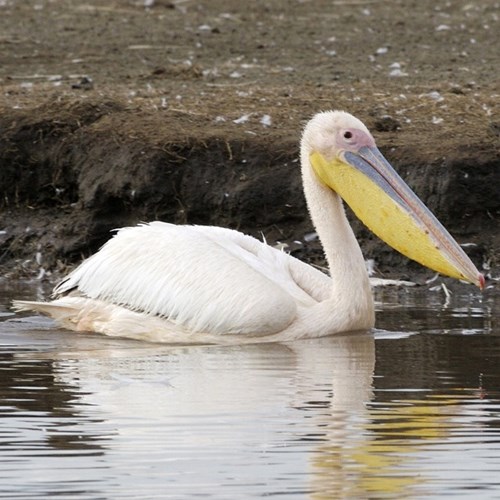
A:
[338, 129, 358, 149]
[338, 128, 371, 151]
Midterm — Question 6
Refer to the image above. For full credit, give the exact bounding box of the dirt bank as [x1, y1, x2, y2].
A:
[0, 0, 499, 287]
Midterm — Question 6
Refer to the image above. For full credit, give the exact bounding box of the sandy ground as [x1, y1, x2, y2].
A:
[0, 0, 498, 287]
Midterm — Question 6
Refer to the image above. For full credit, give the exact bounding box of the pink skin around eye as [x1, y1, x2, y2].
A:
[337, 128, 376, 152]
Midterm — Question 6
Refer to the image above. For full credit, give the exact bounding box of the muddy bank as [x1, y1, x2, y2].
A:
[0, 0, 499, 286]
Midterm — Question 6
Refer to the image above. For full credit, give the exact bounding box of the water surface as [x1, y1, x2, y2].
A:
[1, 280, 499, 499]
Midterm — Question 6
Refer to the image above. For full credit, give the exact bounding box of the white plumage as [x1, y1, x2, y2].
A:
[55, 223, 327, 335]
[14, 111, 481, 343]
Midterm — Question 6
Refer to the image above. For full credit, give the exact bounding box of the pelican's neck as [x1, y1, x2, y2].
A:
[301, 154, 373, 322]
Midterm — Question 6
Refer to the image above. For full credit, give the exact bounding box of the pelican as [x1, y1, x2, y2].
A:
[14, 111, 484, 343]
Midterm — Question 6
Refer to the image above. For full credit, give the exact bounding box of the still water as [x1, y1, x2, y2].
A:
[1, 280, 499, 499]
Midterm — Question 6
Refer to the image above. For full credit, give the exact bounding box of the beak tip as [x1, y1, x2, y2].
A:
[478, 273, 486, 291]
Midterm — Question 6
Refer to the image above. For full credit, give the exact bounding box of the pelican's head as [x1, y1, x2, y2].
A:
[301, 111, 484, 289]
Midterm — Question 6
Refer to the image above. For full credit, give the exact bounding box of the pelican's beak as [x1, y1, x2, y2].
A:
[310, 147, 484, 288]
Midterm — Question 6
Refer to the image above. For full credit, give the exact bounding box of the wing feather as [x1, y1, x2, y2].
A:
[54, 223, 308, 335]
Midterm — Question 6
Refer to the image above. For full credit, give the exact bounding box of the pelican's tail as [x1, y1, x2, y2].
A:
[12, 299, 83, 323]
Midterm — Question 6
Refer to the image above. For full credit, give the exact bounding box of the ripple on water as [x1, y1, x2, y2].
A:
[0, 282, 499, 498]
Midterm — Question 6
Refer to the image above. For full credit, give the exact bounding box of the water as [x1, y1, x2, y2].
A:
[1, 280, 499, 499]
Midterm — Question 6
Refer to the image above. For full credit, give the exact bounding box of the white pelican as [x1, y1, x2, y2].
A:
[14, 111, 484, 343]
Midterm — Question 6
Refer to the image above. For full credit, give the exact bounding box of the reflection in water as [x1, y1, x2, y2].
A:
[0, 281, 499, 498]
[0, 354, 109, 454]
[7, 333, 378, 498]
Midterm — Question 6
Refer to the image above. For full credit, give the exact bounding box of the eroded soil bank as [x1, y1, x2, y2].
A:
[0, 0, 498, 288]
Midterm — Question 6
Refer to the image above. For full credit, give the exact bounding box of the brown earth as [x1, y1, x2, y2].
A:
[0, 0, 499, 288]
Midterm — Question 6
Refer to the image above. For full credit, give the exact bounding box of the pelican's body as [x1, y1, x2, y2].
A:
[14, 111, 483, 343]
